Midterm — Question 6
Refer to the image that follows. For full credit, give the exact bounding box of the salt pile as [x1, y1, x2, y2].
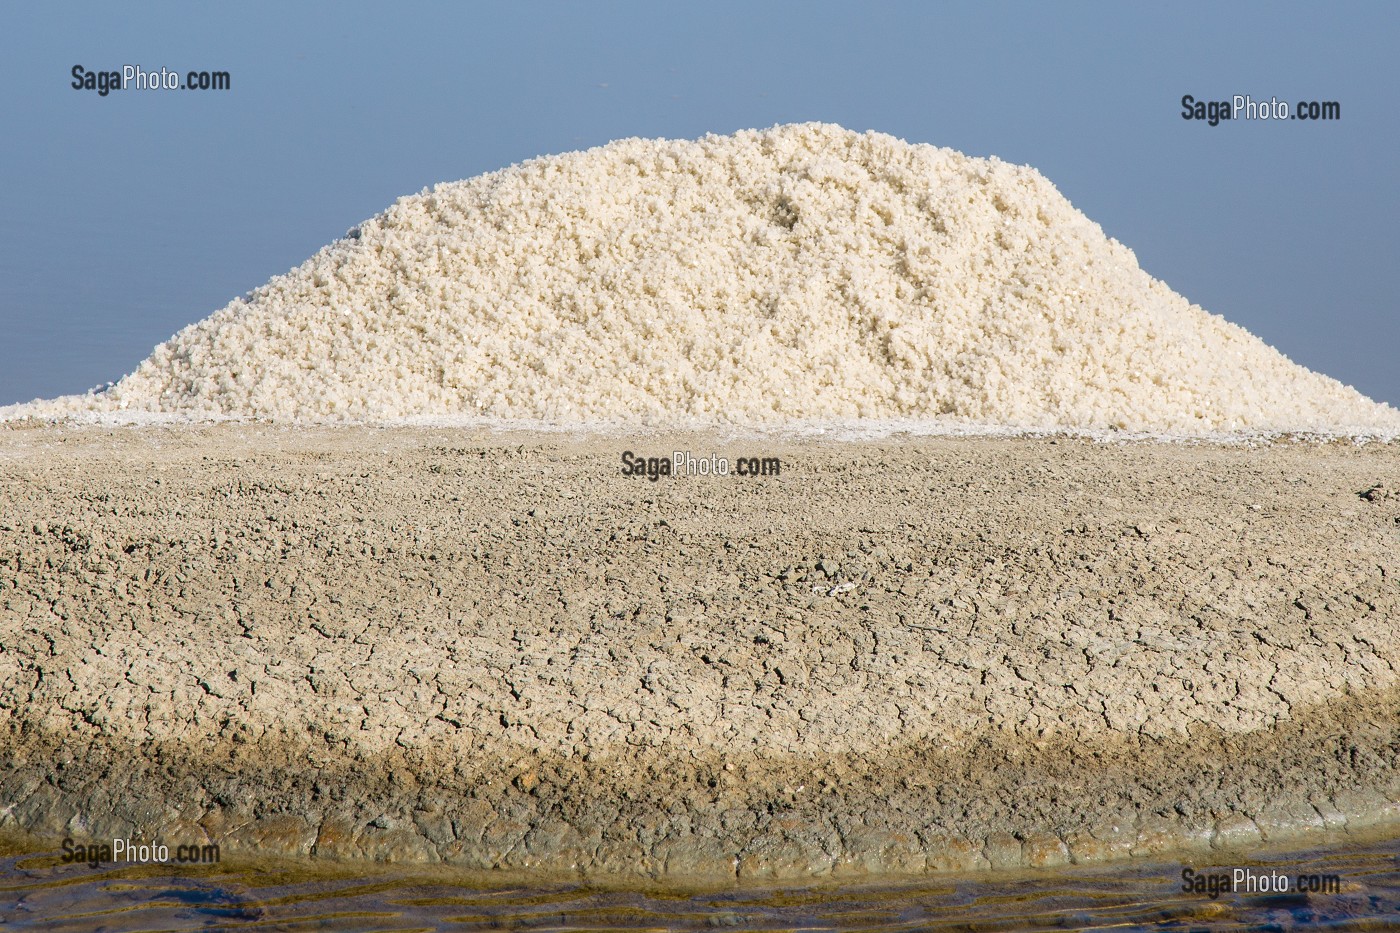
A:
[14, 123, 1400, 433]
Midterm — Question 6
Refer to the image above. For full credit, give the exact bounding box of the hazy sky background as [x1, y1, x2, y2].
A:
[2, 1, 1397, 407]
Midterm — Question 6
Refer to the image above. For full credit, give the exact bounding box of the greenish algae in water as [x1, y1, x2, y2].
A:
[5, 827, 1400, 930]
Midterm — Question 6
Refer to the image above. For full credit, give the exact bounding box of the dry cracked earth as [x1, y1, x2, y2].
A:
[0, 423, 1398, 882]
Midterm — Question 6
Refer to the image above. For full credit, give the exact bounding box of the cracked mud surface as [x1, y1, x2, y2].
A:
[1, 424, 1398, 881]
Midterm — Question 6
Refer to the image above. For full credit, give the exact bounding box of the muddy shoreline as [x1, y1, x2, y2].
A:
[1, 425, 1398, 880]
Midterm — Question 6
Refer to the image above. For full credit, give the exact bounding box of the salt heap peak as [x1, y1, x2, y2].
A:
[22, 123, 1400, 433]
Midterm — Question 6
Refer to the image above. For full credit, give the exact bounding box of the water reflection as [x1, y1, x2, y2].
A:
[3, 833, 1400, 931]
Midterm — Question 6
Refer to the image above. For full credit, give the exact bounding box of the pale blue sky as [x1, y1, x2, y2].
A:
[2, 1, 1397, 406]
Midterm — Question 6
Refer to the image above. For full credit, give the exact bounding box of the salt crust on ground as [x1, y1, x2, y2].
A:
[10, 123, 1399, 434]
[3, 428, 1400, 876]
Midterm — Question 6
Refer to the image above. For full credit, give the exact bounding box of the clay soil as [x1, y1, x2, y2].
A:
[1, 423, 1398, 881]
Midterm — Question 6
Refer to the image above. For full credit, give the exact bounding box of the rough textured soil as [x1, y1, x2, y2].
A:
[1, 424, 1398, 881]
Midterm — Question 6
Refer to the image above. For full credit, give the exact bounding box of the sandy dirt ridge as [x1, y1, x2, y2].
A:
[0, 424, 1398, 881]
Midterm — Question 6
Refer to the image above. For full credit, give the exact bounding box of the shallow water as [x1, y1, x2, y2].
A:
[4, 834, 1400, 931]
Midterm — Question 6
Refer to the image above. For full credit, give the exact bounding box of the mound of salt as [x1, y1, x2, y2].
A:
[15, 123, 1400, 434]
